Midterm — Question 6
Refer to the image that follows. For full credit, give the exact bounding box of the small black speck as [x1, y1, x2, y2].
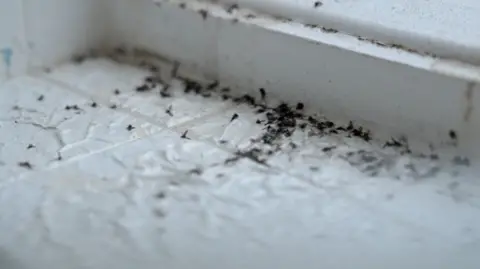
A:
[259, 88, 266, 100]
[296, 102, 304, 110]
[166, 105, 173, 116]
[207, 80, 219, 90]
[230, 113, 239, 122]
[227, 4, 238, 13]
[256, 119, 262, 124]
[299, 123, 307, 129]
[246, 14, 256, 19]
[26, 144, 35, 149]
[219, 140, 228, 144]
[189, 168, 203, 175]
[199, 9, 208, 20]
[37, 95, 44, 101]
[179, 3, 186, 9]
[449, 130, 457, 140]
[322, 146, 336, 152]
[136, 84, 150, 92]
[110, 104, 117, 109]
[65, 105, 80, 111]
[222, 94, 230, 100]
[114, 89, 120, 95]
[90, 102, 98, 108]
[72, 54, 86, 64]
[155, 192, 166, 199]
[430, 154, 439, 160]
[314, 1, 323, 8]
[181, 130, 190, 139]
[126, 124, 135, 131]
[160, 91, 172, 98]
[18, 161, 33, 169]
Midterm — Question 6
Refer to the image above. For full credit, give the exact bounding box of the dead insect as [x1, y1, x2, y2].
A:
[160, 91, 172, 98]
[207, 80, 219, 90]
[230, 113, 239, 122]
[449, 130, 457, 140]
[198, 9, 208, 20]
[126, 124, 135, 131]
[18, 161, 33, 170]
[114, 89, 120, 95]
[322, 146, 337, 152]
[246, 14, 256, 19]
[296, 102, 304, 110]
[155, 192, 166, 199]
[256, 119, 262, 124]
[72, 54, 86, 64]
[110, 104, 117, 109]
[136, 84, 150, 92]
[181, 130, 190, 139]
[314, 1, 322, 8]
[189, 168, 203, 175]
[165, 105, 173, 116]
[227, 4, 238, 13]
[219, 140, 228, 144]
[26, 144, 35, 149]
[259, 88, 266, 100]
[90, 102, 98, 108]
[37, 95, 45, 101]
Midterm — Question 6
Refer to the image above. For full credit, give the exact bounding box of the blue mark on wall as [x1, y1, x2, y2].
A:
[1, 47, 13, 77]
[1, 47, 13, 68]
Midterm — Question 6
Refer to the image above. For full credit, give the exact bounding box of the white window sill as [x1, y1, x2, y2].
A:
[214, 0, 480, 65]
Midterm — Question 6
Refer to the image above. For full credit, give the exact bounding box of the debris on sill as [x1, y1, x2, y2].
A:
[74, 46, 470, 180]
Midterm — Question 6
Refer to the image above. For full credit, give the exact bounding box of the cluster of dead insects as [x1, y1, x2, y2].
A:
[129, 63, 472, 172]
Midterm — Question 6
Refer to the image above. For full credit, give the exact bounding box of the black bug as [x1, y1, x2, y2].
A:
[198, 9, 208, 20]
[296, 102, 304, 110]
[227, 4, 238, 13]
[18, 161, 33, 169]
[26, 144, 35, 149]
[181, 130, 190, 139]
[314, 1, 322, 8]
[110, 104, 117, 109]
[230, 113, 239, 122]
[207, 81, 219, 90]
[126, 124, 135, 131]
[166, 105, 173, 116]
[449, 130, 457, 140]
[114, 89, 120, 95]
[136, 84, 150, 92]
[37, 95, 45, 101]
[259, 88, 266, 100]
[90, 102, 98, 108]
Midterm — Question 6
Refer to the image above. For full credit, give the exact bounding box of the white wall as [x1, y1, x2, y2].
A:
[0, 0, 110, 82]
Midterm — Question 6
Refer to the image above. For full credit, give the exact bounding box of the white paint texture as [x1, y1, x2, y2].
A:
[0, 0, 480, 268]
[0, 58, 479, 269]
